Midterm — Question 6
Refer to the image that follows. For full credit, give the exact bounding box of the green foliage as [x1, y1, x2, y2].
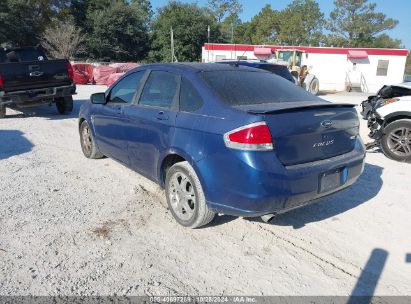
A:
[0, 0, 406, 62]
[86, 1, 149, 61]
[0, 0, 67, 46]
[207, 0, 242, 23]
[327, 0, 399, 47]
[277, 0, 325, 46]
[247, 4, 280, 44]
[150, 1, 220, 62]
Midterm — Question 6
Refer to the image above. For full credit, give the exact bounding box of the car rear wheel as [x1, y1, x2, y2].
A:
[165, 161, 215, 228]
[381, 119, 411, 162]
[56, 97, 73, 114]
[0, 106, 5, 118]
[79, 120, 104, 159]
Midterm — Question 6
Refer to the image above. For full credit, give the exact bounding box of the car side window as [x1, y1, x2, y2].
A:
[180, 77, 203, 112]
[108, 71, 144, 104]
[139, 71, 178, 109]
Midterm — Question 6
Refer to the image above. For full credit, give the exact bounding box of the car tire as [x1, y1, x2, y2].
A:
[165, 161, 215, 228]
[0, 106, 5, 118]
[380, 119, 411, 162]
[56, 97, 73, 114]
[79, 120, 104, 159]
[308, 77, 319, 95]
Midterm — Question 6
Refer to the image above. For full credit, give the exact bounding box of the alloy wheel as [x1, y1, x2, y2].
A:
[168, 172, 196, 221]
[387, 127, 411, 157]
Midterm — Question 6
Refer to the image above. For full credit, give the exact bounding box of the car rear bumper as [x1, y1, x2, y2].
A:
[197, 137, 366, 217]
[0, 84, 76, 106]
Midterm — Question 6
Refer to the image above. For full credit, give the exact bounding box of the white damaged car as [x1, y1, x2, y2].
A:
[366, 83, 411, 162]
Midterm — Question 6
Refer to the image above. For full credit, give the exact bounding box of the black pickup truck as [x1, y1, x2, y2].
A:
[0, 46, 76, 118]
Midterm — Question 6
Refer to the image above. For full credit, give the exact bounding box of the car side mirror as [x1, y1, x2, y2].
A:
[90, 93, 106, 104]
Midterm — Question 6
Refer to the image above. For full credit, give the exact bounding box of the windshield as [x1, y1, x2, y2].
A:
[201, 70, 319, 106]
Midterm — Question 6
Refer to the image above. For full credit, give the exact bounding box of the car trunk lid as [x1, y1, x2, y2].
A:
[236, 102, 359, 166]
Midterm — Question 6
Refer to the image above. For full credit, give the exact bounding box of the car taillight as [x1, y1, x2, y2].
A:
[0, 74, 4, 88]
[67, 63, 74, 80]
[224, 122, 274, 151]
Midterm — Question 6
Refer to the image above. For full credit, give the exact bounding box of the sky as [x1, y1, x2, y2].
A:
[150, 0, 411, 49]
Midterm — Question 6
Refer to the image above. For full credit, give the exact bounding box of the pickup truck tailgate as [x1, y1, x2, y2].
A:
[0, 59, 72, 93]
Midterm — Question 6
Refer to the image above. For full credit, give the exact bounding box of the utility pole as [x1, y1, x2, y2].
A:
[170, 27, 175, 63]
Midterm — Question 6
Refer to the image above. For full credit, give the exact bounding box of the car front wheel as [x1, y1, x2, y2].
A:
[165, 161, 215, 228]
[381, 119, 411, 162]
[79, 120, 103, 159]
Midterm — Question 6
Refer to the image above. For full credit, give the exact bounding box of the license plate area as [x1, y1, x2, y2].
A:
[319, 167, 347, 193]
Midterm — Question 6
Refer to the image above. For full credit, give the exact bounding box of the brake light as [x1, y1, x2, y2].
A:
[0, 74, 4, 88]
[67, 62, 74, 80]
[224, 122, 274, 151]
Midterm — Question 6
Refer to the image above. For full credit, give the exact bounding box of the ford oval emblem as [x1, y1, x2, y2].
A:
[321, 120, 333, 128]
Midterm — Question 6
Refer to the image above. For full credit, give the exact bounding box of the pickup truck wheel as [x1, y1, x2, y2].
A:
[79, 120, 104, 159]
[165, 161, 215, 228]
[381, 119, 411, 162]
[56, 97, 73, 114]
[0, 106, 5, 118]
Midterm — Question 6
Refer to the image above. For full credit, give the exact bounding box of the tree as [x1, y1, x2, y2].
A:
[207, 0, 242, 23]
[87, 1, 150, 61]
[150, 2, 220, 62]
[40, 19, 85, 60]
[327, 0, 399, 47]
[277, 0, 325, 46]
[0, 0, 69, 46]
[248, 5, 280, 45]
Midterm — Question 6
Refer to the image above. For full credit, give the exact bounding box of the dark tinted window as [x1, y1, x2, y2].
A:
[139, 71, 178, 109]
[180, 78, 203, 112]
[109, 71, 144, 103]
[202, 70, 318, 106]
[258, 65, 295, 83]
[4, 48, 47, 62]
[0, 50, 7, 63]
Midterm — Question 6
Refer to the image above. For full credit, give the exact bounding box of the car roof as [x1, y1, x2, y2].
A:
[216, 60, 286, 67]
[138, 62, 265, 73]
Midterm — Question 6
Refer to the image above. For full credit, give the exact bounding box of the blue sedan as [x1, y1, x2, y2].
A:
[79, 63, 365, 228]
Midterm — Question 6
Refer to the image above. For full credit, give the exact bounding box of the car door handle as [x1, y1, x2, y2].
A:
[115, 105, 122, 114]
[156, 111, 169, 120]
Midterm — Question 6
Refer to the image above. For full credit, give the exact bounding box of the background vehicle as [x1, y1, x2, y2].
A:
[275, 49, 320, 95]
[361, 83, 411, 119]
[366, 91, 411, 162]
[216, 60, 296, 83]
[79, 63, 365, 228]
[0, 46, 76, 118]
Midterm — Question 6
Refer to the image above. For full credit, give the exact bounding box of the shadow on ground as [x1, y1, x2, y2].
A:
[3, 99, 88, 120]
[0, 130, 34, 160]
[254, 162, 383, 229]
[348, 248, 388, 303]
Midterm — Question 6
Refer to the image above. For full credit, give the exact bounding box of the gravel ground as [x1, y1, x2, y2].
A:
[0, 85, 410, 296]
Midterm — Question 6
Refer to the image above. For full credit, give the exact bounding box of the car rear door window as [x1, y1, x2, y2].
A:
[179, 78, 203, 112]
[139, 71, 178, 109]
[108, 71, 144, 104]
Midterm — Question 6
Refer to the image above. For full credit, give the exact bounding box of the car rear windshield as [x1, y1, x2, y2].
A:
[201, 70, 319, 105]
[258, 64, 294, 82]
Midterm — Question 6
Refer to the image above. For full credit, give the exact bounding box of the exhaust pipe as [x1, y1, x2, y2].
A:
[261, 213, 276, 223]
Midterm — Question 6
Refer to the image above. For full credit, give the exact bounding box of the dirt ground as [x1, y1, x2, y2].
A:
[0, 85, 410, 296]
